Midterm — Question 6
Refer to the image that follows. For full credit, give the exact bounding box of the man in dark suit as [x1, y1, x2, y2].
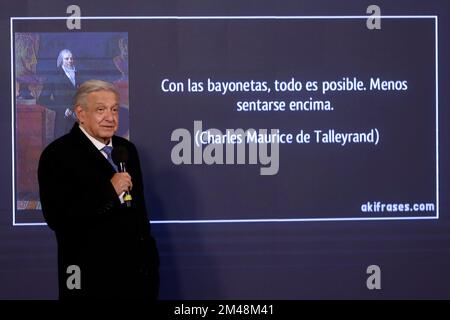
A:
[38, 49, 82, 139]
[38, 80, 159, 299]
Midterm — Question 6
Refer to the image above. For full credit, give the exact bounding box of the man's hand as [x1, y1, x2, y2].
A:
[64, 108, 73, 118]
[110, 173, 133, 196]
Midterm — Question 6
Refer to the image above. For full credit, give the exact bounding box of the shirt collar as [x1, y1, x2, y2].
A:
[79, 125, 112, 151]
[62, 65, 76, 73]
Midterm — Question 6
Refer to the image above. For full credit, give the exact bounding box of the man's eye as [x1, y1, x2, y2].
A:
[97, 108, 104, 113]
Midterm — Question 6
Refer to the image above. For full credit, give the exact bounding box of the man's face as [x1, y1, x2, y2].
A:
[76, 90, 119, 144]
[62, 52, 74, 69]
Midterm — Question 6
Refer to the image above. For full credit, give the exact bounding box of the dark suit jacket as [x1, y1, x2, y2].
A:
[38, 123, 159, 299]
[38, 68, 82, 139]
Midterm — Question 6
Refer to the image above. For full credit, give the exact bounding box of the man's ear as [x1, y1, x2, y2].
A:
[74, 105, 84, 124]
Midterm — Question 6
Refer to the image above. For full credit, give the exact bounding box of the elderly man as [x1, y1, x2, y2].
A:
[39, 49, 82, 139]
[38, 80, 159, 299]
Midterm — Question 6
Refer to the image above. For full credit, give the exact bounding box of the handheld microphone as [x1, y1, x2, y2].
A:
[112, 145, 132, 207]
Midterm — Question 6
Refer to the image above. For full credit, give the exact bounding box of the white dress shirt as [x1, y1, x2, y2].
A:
[79, 125, 125, 203]
[62, 65, 76, 87]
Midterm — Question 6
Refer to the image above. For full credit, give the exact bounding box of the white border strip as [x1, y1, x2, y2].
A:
[11, 15, 439, 226]
[435, 16, 439, 219]
[11, 18, 15, 226]
[13, 215, 438, 226]
[11, 15, 437, 20]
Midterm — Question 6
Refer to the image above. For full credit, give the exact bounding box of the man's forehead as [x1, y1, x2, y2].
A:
[93, 101, 119, 107]
[87, 90, 119, 103]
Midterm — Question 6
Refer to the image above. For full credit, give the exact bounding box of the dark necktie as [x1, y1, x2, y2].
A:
[102, 145, 118, 172]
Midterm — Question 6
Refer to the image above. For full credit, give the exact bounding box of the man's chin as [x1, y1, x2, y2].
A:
[100, 129, 116, 138]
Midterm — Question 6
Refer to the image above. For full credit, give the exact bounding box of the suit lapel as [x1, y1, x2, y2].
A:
[58, 68, 76, 88]
[70, 124, 117, 176]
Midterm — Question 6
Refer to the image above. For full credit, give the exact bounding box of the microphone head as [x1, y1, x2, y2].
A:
[111, 145, 129, 165]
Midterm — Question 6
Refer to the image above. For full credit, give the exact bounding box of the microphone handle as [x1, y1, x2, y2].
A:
[119, 162, 133, 207]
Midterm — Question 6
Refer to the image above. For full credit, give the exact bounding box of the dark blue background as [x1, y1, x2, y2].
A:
[1, 0, 449, 299]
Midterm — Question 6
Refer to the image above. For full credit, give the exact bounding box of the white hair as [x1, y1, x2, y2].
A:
[56, 49, 72, 68]
[73, 79, 119, 110]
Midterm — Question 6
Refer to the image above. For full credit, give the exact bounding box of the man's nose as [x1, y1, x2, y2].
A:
[104, 109, 115, 121]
